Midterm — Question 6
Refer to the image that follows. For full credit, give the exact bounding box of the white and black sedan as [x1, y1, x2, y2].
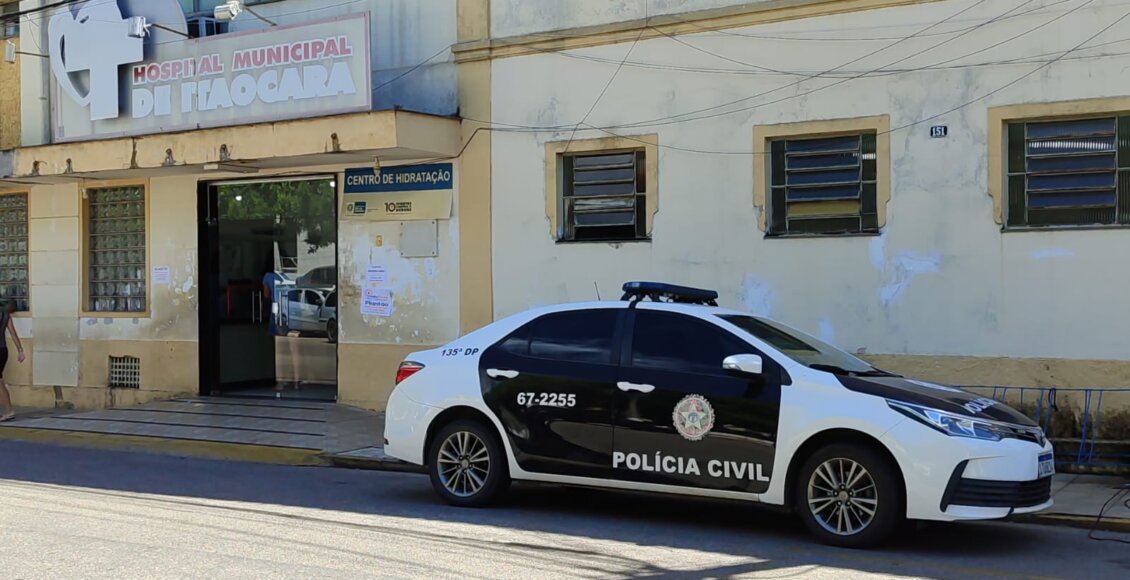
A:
[383, 282, 1054, 548]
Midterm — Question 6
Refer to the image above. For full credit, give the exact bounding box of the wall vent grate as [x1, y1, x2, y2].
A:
[108, 356, 141, 389]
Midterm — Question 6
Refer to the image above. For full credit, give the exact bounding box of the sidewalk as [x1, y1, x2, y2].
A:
[0, 397, 388, 467]
[1013, 473, 1130, 533]
[1, 400, 1126, 532]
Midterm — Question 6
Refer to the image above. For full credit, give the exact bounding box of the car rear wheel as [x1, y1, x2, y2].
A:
[326, 319, 337, 343]
[427, 419, 509, 507]
[795, 443, 902, 549]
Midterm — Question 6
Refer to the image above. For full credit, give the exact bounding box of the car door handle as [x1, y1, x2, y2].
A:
[617, 381, 655, 394]
[487, 368, 520, 380]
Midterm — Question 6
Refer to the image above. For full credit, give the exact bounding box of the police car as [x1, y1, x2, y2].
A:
[383, 282, 1054, 548]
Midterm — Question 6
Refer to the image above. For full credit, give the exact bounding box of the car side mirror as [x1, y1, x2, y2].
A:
[723, 354, 763, 376]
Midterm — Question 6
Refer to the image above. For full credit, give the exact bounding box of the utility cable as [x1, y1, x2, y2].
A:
[467, 0, 1052, 134]
[561, 25, 646, 154]
[609, 0, 1089, 131]
[593, 0, 1005, 129]
[1087, 483, 1130, 544]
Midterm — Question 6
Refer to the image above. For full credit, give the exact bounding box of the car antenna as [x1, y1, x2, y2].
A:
[594, 281, 601, 301]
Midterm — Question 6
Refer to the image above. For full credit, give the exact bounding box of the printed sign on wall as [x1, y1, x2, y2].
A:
[342, 163, 454, 221]
[46, 0, 372, 142]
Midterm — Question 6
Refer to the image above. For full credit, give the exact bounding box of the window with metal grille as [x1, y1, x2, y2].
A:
[768, 133, 878, 236]
[108, 355, 141, 389]
[1, 3, 17, 40]
[1005, 116, 1130, 228]
[0, 193, 28, 313]
[560, 150, 648, 242]
[87, 186, 146, 313]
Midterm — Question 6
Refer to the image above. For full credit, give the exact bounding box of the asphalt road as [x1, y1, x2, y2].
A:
[1, 441, 1128, 580]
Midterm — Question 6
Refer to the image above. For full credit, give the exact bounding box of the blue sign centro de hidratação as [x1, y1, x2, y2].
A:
[344, 163, 454, 193]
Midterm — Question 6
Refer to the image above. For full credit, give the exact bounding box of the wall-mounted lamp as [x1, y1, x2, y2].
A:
[214, 1, 277, 26]
[4, 40, 48, 63]
[126, 16, 192, 39]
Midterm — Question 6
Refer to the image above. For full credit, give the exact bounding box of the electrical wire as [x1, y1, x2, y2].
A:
[475, 4, 1130, 159]
[464, 0, 1056, 134]
[606, 0, 1089, 131]
[641, 0, 1009, 79]
[537, 36, 1130, 78]
[1087, 484, 1130, 544]
[511, 0, 1077, 43]
[561, 25, 646, 154]
[528, 0, 1012, 131]
[0, 0, 84, 23]
[670, 0, 1078, 42]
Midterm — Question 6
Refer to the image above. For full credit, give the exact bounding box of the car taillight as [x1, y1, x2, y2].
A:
[395, 361, 425, 385]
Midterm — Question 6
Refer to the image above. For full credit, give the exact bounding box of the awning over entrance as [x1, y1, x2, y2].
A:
[1, 110, 461, 184]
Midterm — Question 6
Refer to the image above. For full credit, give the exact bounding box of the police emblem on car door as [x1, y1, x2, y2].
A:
[611, 309, 783, 494]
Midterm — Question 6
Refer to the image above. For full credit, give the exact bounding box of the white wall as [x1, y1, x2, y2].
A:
[490, 0, 1130, 361]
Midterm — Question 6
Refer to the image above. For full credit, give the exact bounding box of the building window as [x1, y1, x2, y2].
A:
[1005, 116, 1130, 228]
[559, 150, 648, 242]
[1, 2, 17, 40]
[0, 193, 28, 313]
[86, 185, 146, 313]
[767, 133, 878, 236]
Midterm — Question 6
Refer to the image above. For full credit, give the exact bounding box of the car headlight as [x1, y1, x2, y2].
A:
[887, 400, 1004, 441]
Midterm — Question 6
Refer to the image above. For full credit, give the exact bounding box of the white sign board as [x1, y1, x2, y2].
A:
[361, 285, 393, 317]
[47, 0, 371, 142]
[365, 264, 387, 284]
[151, 266, 171, 285]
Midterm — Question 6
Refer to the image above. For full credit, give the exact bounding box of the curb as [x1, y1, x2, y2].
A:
[1010, 512, 1130, 534]
[0, 426, 329, 467]
[325, 453, 427, 474]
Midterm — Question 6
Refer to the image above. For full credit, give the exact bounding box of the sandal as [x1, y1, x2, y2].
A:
[0, 413, 14, 422]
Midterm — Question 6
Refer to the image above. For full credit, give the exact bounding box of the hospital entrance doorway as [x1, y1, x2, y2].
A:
[198, 176, 338, 401]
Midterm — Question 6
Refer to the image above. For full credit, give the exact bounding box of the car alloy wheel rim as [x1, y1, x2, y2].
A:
[437, 431, 491, 498]
[807, 458, 878, 536]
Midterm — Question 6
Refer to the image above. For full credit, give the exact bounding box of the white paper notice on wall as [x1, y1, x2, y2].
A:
[366, 264, 388, 284]
[361, 285, 393, 317]
[152, 266, 171, 285]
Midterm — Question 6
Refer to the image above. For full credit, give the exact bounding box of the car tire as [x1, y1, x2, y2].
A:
[795, 443, 903, 549]
[327, 319, 337, 343]
[427, 419, 510, 508]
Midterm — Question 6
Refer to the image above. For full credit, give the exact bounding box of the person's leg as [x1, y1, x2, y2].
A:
[0, 349, 11, 420]
[0, 379, 13, 420]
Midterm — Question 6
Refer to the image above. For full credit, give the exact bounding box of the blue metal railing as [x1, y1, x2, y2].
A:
[962, 386, 1130, 469]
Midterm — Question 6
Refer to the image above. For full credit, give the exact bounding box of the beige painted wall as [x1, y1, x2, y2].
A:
[0, 36, 19, 150]
[9, 158, 462, 411]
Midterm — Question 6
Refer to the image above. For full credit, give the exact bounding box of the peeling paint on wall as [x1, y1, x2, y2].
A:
[879, 253, 941, 307]
[740, 274, 774, 317]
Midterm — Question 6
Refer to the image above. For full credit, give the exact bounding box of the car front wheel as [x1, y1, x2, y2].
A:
[427, 419, 509, 507]
[795, 443, 903, 549]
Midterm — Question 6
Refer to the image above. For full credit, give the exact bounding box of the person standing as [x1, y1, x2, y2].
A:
[0, 300, 26, 422]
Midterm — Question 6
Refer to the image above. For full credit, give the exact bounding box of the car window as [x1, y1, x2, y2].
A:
[719, 314, 876, 373]
[630, 310, 753, 374]
[305, 291, 322, 306]
[287, 290, 300, 301]
[527, 309, 619, 364]
[325, 293, 336, 308]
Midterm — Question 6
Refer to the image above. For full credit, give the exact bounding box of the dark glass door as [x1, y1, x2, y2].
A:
[198, 177, 338, 401]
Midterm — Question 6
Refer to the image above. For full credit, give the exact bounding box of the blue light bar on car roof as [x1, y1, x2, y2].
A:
[621, 281, 719, 306]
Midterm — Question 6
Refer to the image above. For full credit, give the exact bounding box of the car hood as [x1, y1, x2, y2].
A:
[836, 375, 1037, 426]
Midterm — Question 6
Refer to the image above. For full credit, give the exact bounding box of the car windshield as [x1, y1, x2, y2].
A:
[718, 314, 897, 377]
